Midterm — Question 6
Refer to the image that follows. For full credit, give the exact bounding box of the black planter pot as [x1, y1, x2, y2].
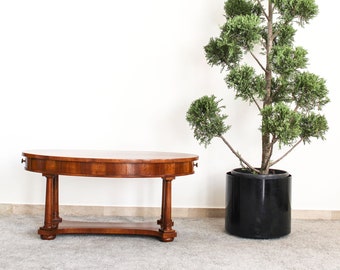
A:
[225, 168, 292, 239]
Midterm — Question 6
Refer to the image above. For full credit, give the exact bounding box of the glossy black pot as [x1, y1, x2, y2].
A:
[225, 168, 291, 239]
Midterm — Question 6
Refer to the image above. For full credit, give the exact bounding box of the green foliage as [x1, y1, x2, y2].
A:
[224, 0, 262, 18]
[186, 0, 329, 174]
[226, 65, 266, 101]
[273, 23, 296, 46]
[271, 46, 308, 75]
[292, 72, 329, 110]
[221, 14, 262, 50]
[205, 38, 242, 69]
[300, 113, 328, 142]
[205, 4, 262, 69]
[261, 103, 301, 146]
[186, 96, 229, 147]
[273, 0, 318, 24]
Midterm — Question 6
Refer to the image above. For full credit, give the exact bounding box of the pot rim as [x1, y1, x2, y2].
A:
[229, 168, 290, 180]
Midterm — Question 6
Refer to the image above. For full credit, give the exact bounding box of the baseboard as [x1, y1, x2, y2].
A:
[0, 204, 225, 218]
[291, 209, 340, 220]
[1, 204, 339, 220]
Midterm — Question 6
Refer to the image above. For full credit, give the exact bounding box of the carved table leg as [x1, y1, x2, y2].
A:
[157, 177, 166, 226]
[52, 175, 62, 224]
[158, 176, 177, 242]
[38, 174, 60, 240]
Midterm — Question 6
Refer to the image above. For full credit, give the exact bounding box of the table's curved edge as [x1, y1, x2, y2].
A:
[22, 150, 199, 163]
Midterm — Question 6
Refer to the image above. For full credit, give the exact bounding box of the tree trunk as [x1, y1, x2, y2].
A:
[261, 1, 274, 174]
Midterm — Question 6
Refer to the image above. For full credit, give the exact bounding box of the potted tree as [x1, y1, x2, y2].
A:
[186, 0, 329, 239]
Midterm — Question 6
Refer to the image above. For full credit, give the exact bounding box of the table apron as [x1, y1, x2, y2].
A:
[25, 158, 195, 177]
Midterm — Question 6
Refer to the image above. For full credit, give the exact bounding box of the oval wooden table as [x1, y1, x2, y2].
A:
[22, 150, 198, 242]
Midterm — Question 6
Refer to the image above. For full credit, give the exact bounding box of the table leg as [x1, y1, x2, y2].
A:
[38, 174, 60, 240]
[157, 178, 166, 226]
[52, 175, 62, 224]
[158, 176, 177, 242]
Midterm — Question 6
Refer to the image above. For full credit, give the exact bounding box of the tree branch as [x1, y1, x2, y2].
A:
[256, 0, 268, 21]
[219, 135, 260, 174]
[269, 138, 303, 167]
[249, 50, 267, 73]
[271, 31, 279, 45]
[247, 49, 267, 112]
[250, 95, 262, 112]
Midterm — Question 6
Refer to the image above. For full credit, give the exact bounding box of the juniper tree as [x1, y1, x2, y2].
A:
[186, 0, 329, 174]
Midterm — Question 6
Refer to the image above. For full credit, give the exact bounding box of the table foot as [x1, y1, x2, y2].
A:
[38, 227, 57, 240]
[40, 234, 57, 240]
[159, 230, 177, 242]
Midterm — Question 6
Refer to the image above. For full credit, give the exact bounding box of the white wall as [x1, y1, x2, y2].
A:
[0, 0, 339, 210]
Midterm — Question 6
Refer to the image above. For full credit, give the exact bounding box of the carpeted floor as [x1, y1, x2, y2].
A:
[0, 215, 339, 270]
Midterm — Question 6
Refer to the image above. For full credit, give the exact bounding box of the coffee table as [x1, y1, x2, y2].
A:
[22, 150, 198, 242]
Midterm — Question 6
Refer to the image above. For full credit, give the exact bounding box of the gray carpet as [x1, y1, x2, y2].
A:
[0, 215, 339, 270]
